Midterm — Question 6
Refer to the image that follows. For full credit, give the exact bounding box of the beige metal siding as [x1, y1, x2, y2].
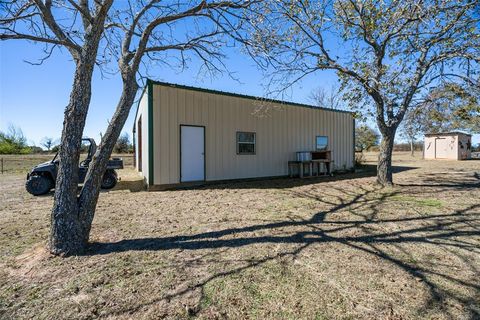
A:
[152, 85, 354, 185]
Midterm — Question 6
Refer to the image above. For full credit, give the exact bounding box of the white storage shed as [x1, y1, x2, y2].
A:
[424, 132, 472, 160]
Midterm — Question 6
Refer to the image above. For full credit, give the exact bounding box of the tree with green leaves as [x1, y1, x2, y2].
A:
[415, 83, 479, 134]
[0, 125, 31, 154]
[250, 0, 480, 185]
[401, 82, 479, 155]
[355, 125, 379, 152]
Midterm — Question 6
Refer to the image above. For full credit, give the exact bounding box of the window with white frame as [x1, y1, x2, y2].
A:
[237, 132, 256, 155]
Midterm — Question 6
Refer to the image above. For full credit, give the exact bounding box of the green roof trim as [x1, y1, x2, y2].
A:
[147, 79, 154, 185]
[146, 79, 354, 115]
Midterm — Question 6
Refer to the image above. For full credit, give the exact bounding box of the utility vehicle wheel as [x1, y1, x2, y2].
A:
[26, 175, 52, 196]
[101, 170, 117, 189]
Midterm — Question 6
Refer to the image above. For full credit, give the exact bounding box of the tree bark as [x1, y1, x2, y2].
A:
[49, 70, 139, 255]
[49, 3, 112, 255]
[77, 77, 139, 242]
[377, 129, 396, 186]
[49, 61, 96, 255]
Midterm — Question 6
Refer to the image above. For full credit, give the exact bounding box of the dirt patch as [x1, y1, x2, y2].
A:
[9, 244, 50, 278]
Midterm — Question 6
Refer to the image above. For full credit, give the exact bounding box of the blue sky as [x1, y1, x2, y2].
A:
[0, 40, 339, 147]
[0, 40, 478, 147]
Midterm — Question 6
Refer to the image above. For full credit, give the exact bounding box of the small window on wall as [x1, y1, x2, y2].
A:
[237, 132, 256, 155]
[316, 136, 328, 150]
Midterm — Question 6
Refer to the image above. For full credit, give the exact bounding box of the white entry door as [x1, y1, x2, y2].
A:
[181, 125, 205, 182]
[435, 138, 448, 159]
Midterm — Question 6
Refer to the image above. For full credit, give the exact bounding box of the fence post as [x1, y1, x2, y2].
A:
[1, 158, 3, 174]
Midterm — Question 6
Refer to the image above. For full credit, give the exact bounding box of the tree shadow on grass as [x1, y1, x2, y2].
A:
[169, 164, 415, 191]
[88, 182, 479, 319]
[396, 168, 480, 191]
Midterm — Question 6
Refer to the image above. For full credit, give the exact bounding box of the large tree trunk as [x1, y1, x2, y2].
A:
[50, 73, 138, 255]
[377, 129, 396, 186]
[49, 62, 96, 255]
[49, 5, 112, 255]
[77, 77, 139, 242]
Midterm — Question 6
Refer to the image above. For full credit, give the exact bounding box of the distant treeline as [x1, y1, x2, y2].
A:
[366, 143, 423, 152]
[393, 143, 424, 152]
[0, 125, 134, 155]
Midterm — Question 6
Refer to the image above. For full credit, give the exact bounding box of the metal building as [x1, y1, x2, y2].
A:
[133, 80, 355, 189]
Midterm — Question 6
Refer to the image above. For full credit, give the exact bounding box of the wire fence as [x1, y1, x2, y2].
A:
[0, 154, 134, 174]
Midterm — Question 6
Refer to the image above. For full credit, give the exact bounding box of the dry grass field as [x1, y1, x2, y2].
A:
[0, 152, 479, 320]
[0, 154, 134, 174]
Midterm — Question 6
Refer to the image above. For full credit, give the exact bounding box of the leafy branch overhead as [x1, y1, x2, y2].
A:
[252, 0, 479, 131]
[249, 0, 479, 185]
[402, 82, 480, 140]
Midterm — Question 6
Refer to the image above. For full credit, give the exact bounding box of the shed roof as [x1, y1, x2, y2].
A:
[424, 132, 472, 137]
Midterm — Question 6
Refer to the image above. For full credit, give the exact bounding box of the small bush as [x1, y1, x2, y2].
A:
[114, 132, 133, 153]
[0, 125, 31, 154]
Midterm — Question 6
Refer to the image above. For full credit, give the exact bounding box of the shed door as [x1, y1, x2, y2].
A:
[435, 138, 448, 159]
[180, 125, 205, 182]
